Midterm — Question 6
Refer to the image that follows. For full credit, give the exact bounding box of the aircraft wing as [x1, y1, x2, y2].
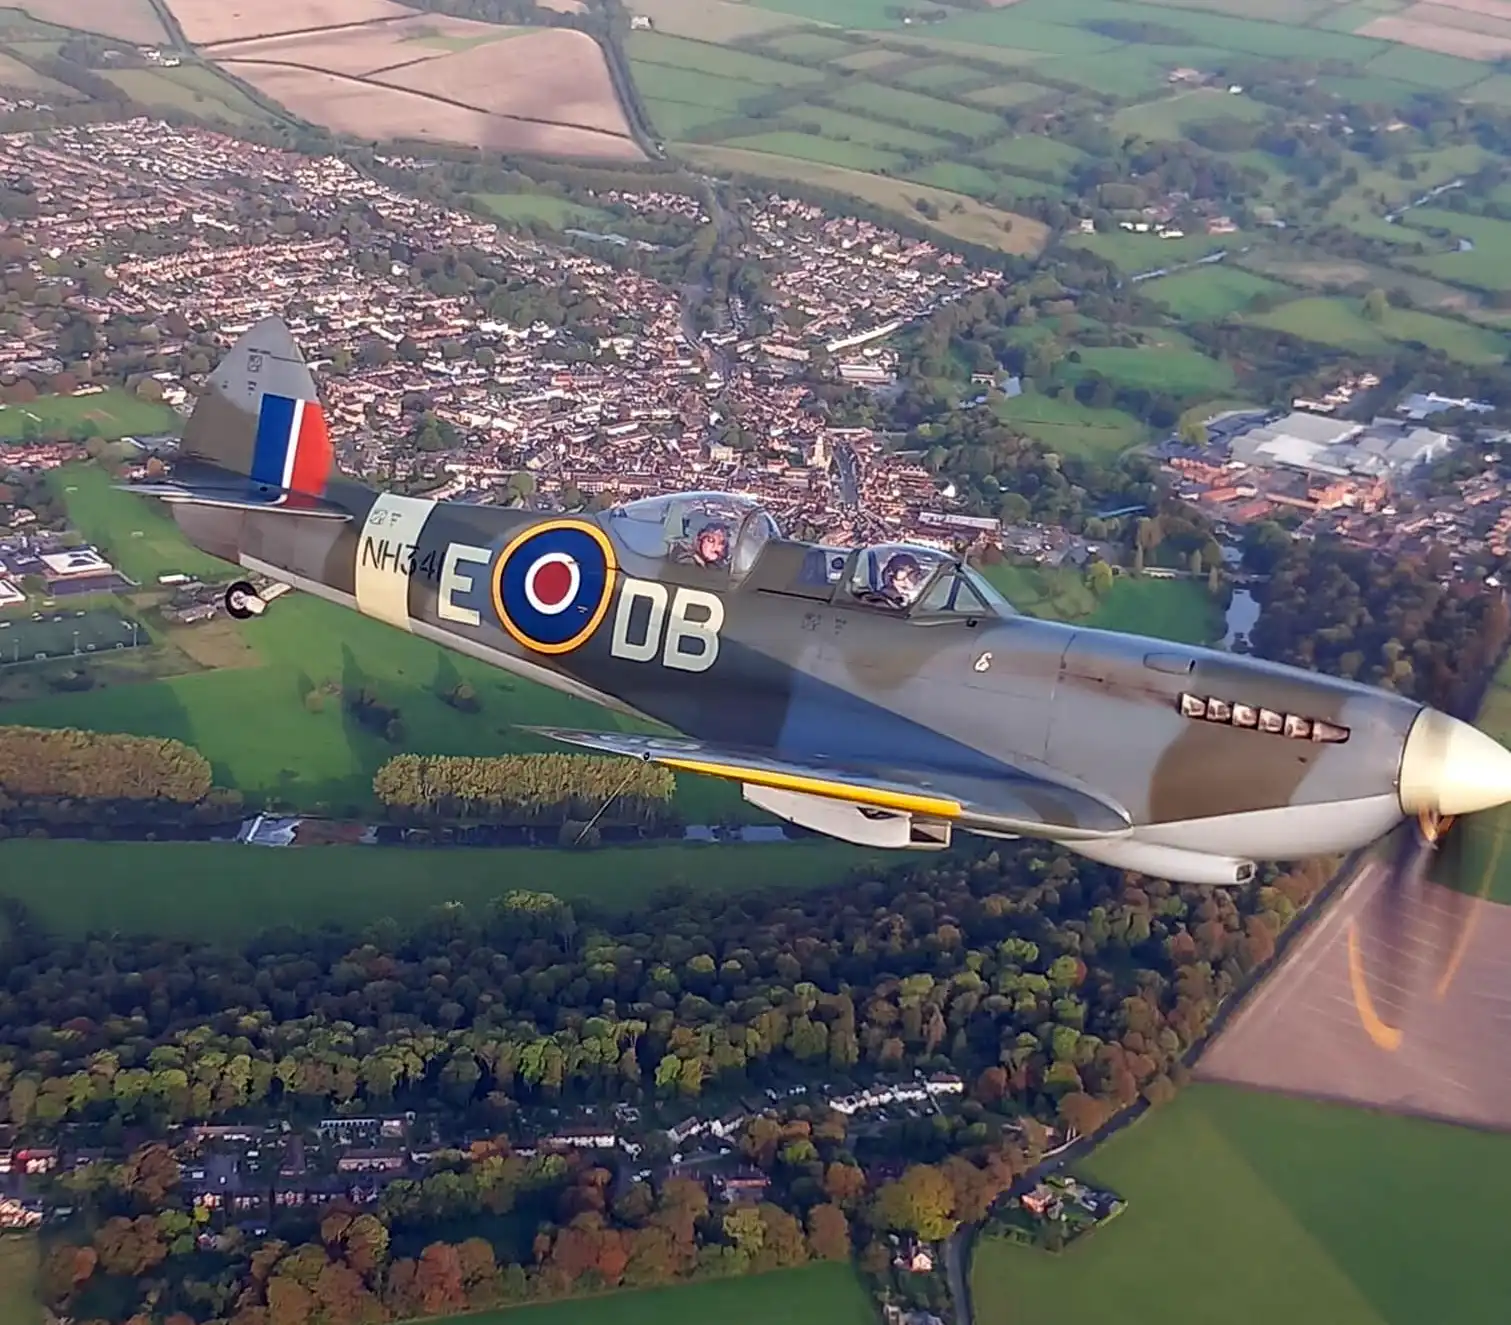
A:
[523, 727, 1131, 841]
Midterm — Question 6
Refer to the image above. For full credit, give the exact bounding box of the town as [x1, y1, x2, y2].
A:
[1, 112, 1510, 607]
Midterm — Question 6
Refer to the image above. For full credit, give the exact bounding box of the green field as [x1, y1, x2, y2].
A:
[993, 390, 1149, 461]
[1449, 649, 1511, 905]
[1141, 265, 1292, 320]
[0, 1235, 39, 1325]
[1068, 343, 1235, 396]
[472, 1262, 874, 1325]
[981, 563, 1221, 644]
[478, 192, 611, 228]
[828, 80, 1003, 139]
[0, 389, 178, 442]
[970, 1083, 1511, 1325]
[678, 143, 1050, 255]
[1248, 295, 1510, 365]
[51, 463, 229, 583]
[1110, 87, 1273, 139]
[0, 590, 731, 815]
[103, 63, 277, 126]
[627, 31, 821, 85]
[1400, 207, 1511, 293]
[1066, 229, 1242, 274]
[0, 838, 877, 939]
[18, 468, 752, 819]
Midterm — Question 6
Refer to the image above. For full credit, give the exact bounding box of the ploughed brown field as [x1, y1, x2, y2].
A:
[1423, 0, 1511, 20]
[1360, 10, 1511, 58]
[181, 0, 640, 161]
[1197, 850, 1511, 1132]
[22, 0, 167, 43]
[209, 14, 524, 77]
[220, 60, 643, 160]
[372, 29, 631, 138]
[164, 0, 416, 48]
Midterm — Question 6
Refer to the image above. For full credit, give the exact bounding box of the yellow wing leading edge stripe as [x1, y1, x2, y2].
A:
[658, 757, 963, 819]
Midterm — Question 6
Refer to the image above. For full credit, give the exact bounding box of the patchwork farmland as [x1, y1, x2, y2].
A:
[613, 0, 1511, 249]
[159, 0, 643, 159]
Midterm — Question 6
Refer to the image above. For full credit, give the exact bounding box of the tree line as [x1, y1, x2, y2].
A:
[372, 754, 675, 825]
[0, 727, 211, 803]
[1247, 537, 1511, 715]
[0, 841, 1334, 1136]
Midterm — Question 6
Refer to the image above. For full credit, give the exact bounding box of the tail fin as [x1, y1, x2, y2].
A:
[126, 316, 347, 519]
[185, 316, 335, 497]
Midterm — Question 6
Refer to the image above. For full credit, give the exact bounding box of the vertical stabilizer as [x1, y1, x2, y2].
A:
[180, 316, 334, 502]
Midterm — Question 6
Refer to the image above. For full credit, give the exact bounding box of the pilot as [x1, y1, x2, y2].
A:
[878, 552, 926, 608]
[679, 520, 731, 570]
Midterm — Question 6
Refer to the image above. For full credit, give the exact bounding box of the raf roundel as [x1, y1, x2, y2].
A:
[491, 520, 618, 655]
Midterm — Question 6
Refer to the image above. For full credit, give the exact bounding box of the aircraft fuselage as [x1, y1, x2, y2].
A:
[171, 481, 1425, 876]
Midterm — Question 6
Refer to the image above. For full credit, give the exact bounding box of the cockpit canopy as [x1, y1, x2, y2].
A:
[599, 490, 1013, 618]
[603, 490, 780, 579]
[846, 542, 1010, 617]
[848, 543, 952, 609]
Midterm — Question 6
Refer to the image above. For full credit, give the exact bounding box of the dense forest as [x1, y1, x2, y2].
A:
[0, 843, 1332, 1135]
[1250, 538, 1511, 715]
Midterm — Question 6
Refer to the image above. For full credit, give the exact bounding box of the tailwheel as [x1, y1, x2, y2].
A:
[224, 580, 259, 621]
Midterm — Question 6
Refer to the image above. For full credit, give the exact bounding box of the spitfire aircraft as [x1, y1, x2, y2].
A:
[126, 316, 1511, 888]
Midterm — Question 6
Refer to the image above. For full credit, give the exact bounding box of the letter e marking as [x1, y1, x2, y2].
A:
[439, 542, 491, 627]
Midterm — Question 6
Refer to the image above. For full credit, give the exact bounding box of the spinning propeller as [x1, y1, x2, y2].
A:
[1356, 691, 1511, 1036]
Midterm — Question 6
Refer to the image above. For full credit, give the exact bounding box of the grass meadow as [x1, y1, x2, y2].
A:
[991, 390, 1149, 461]
[0, 1236, 39, 1325]
[0, 389, 178, 442]
[1247, 295, 1510, 365]
[460, 1263, 875, 1325]
[978, 563, 1222, 645]
[20, 466, 752, 822]
[1141, 265, 1292, 320]
[969, 1083, 1511, 1325]
[477, 192, 612, 228]
[0, 838, 879, 939]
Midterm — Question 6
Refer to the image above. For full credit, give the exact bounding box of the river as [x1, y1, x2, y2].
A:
[1222, 586, 1259, 650]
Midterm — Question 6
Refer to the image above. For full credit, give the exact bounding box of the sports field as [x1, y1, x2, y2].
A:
[51, 463, 231, 583]
[0, 389, 178, 442]
[0, 608, 142, 666]
[0, 838, 878, 939]
[970, 1083, 1511, 1325]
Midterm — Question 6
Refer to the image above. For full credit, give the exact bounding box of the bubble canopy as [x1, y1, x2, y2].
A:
[602, 491, 781, 578]
[847, 543, 1009, 616]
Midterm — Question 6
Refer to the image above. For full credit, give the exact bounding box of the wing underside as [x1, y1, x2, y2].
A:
[524, 726, 1132, 841]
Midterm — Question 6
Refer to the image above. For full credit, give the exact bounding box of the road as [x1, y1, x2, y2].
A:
[833, 442, 860, 506]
